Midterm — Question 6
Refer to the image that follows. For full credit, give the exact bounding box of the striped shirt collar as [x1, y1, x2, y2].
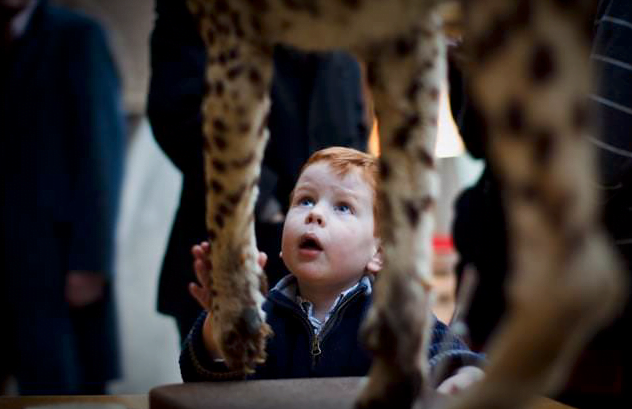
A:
[273, 274, 373, 335]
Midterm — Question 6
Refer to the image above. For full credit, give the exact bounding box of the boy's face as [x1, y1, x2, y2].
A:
[281, 162, 381, 292]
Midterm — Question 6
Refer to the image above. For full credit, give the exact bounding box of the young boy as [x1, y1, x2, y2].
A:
[180, 147, 484, 393]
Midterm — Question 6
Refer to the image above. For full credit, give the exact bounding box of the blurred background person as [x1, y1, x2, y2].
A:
[0, 0, 125, 395]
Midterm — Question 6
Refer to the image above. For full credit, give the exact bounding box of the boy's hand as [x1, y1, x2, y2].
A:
[436, 366, 484, 395]
[188, 241, 268, 310]
[188, 241, 267, 360]
[188, 241, 213, 311]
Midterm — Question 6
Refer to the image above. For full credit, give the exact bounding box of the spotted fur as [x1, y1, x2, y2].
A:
[186, 0, 626, 408]
[443, 2, 626, 408]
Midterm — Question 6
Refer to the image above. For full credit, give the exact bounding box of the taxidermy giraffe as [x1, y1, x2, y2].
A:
[186, 0, 627, 408]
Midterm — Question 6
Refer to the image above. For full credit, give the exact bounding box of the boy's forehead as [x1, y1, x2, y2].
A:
[299, 162, 362, 184]
[297, 162, 373, 195]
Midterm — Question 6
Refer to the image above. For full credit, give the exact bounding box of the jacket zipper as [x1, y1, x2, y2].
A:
[311, 336, 322, 363]
[283, 306, 321, 367]
[309, 289, 364, 368]
[270, 285, 367, 369]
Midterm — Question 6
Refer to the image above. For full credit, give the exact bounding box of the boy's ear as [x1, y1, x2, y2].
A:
[366, 242, 383, 274]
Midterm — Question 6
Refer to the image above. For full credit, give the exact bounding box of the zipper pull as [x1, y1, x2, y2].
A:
[311, 337, 322, 357]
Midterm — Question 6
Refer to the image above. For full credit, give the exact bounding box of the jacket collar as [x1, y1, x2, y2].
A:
[268, 274, 372, 312]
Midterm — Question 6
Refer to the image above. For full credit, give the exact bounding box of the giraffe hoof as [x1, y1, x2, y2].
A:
[356, 366, 422, 409]
[220, 307, 272, 372]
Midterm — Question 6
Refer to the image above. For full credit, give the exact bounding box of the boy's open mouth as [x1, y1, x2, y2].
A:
[299, 235, 323, 251]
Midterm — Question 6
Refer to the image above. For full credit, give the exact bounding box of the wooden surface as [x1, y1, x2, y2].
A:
[0, 394, 147, 409]
[0, 380, 576, 409]
[150, 378, 576, 409]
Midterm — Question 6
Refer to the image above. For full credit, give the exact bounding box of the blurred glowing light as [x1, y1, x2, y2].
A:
[366, 81, 464, 159]
[435, 81, 464, 158]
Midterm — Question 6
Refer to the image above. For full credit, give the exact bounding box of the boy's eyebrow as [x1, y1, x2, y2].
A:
[290, 183, 315, 202]
[294, 175, 369, 201]
[334, 187, 361, 200]
[333, 188, 371, 209]
[331, 180, 367, 197]
[292, 183, 315, 194]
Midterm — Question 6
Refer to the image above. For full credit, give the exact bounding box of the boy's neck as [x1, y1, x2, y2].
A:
[296, 279, 359, 322]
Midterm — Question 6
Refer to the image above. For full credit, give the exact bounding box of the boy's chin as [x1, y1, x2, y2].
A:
[294, 269, 363, 290]
[292, 267, 329, 282]
[292, 265, 337, 284]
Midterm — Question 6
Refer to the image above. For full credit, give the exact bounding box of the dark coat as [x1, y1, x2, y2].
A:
[180, 279, 483, 382]
[591, 0, 632, 189]
[0, 1, 124, 394]
[147, 0, 368, 339]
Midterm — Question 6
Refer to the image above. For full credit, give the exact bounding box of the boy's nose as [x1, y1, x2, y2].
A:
[306, 209, 325, 226]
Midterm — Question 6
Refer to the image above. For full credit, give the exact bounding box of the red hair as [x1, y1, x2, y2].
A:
[291, 147, 379, 234]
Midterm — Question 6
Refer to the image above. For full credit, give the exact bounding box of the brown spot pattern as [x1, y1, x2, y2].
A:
[392, 115, 421, 149]
[395, 36, 417, 56]
[211, 179, 224, 194]
[366, 60, 379, 87]
[238, 123, 251, 134]
[504, 99, 525, 133]
[572, 100, 588, 131]
[215, 214, 225, 228]
[403, 197, 434, 227]
[215, 136, 228, 151]
[342, 0, 361, 9]
[417, 148, 435, 168]
[530, 42, 556, 83]
[232, 153, 256, 168]
[228, 187, 245, 205]
[212, 159, 227, 173]
[216, 81, 225, 96]
[474, 17, 508, 61]
[215, 0, 229, 13]
[218, 203, 231, 216]
[213, 119, 229, 132]
[406, 80, 423, 103]
[518, 183, 539, 203]
[533, 129, 555, 165]
[248, 68, 262, 85]
[228, 65, 245, 80]
[379, 158, 391, 179]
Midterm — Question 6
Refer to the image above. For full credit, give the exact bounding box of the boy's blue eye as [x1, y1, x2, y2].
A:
[335, 203, 351, 213]
[299, 197, 314, 207]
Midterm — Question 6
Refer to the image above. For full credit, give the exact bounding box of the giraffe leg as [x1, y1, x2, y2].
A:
[445, 1, 626, 408]
[188, 0, 275, 373]
[356, 12, 446, 409]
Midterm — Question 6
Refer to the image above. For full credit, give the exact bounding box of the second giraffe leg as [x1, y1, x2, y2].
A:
[446, 1, 627, 408]
[356, 12, 446, 409]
